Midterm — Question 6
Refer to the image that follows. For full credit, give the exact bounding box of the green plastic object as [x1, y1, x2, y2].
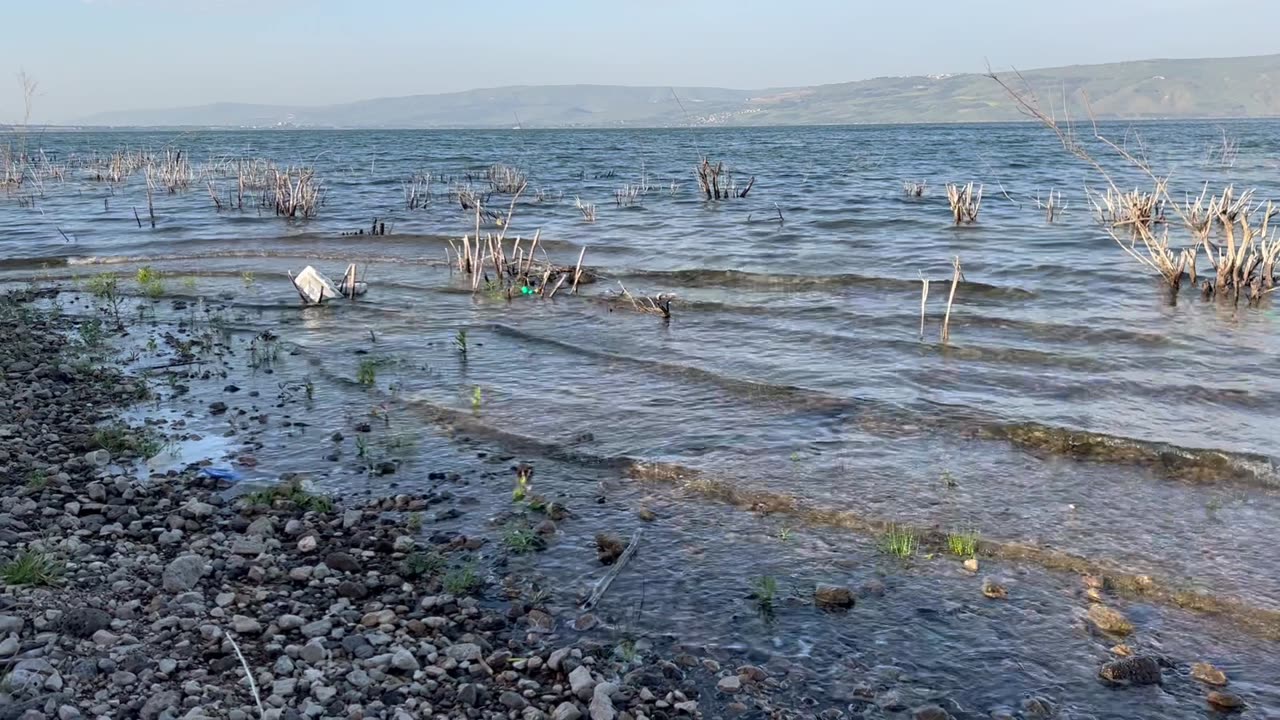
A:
[521, 286, 533, 295]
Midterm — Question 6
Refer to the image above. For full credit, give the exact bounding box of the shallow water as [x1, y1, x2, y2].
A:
[6, 123, 1280, 717]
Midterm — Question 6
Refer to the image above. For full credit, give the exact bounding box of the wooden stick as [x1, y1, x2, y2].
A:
[941, 257, 963, 344]
[581, 530, 642, 610]
[918, 273, 930, 339]
[571, 247, 586, 294]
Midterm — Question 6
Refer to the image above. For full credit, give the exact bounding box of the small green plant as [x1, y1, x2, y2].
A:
[244, 478, 333, 513]
[946, 529, 979, 557]
[502, 524, 544, 555]
[249, 332, 281, 370]
[941, 470, 958, 489]
[355, 435, 369, 459]
[241, 271, 256, 287]
[181, 276, 198, 292]
[789, 451, 802, 463]
[406, 512, 423, 532]
[136, 266, 165, 299]
[302, 376, 315, 401]
[777, 527, 792, 542]
[2, 548, 63, 586]
[454, 328, 468, 357]
[145, 336, 159, 354]
[471, 385, 483, 410]
[78, 317, 105, 349]
[443, 564, 481, 595]
[25, 470, 49, 490]
[751, 575, 778, 612]
[513, 464, 533, 502]
[91, 423, 163, 458]
[85, 273, 123, 324]
[400, 551, 444, 579]
[880, 525, 919, 559]
[357, 359, 378, 386]
[615, 637, 639, 663]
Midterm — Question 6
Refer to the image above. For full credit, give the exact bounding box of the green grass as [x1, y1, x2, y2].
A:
[443, 564, 481, 595]
[78, 317, 105, 349]
[751, 575, 778, 611]
[241, 271, 256, 288]
[2, 549, 62, 586]
[879, 525, 919, 559]
[406, 512, 423, 532]
[25, 471, 48, 490]
[400, 551, 444, 579]
[502, 524, 544, 555]
[454, 328, 468, 356]
[91, 423, 165, 459]
[946, 529, 979, 557]
[244, 478, 333, 513]
[471, 385, 483, 410]
[135, 266, 165, 299]
[356, 359, 379, 386]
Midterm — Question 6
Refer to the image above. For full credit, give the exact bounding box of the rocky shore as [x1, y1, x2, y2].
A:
[0, 293, 827, 720]
[0, 288, 1259, 720]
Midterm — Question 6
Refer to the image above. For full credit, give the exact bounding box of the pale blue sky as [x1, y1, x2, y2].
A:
[4, 0, 1276, 123]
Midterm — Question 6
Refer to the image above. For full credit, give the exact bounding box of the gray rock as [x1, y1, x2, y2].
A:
[456, 683, 479, 707]
[391, 648, 419, 672]
[299, 639, 326, 664]
[1099, 656, 1162, 686]
[300, 619, 332, 639]
[313, 685, 337, 702]
[183, 499, 215, 517]
[324, 552, 360, 573]
[0, 635, 19, 657]
[58, 705, 82, 720]
[717, 675, 742, 693]
[589, 682, 617, 720]
[342, 509, 362, 528]
[553, 702, 582, 720]
[62, 607, 112, 638]
[446, 642, 482, 662]
[230, 536, 266, 556]
[163, 555, 207, 593]
[569, 665, 596, 699]
[231, 615, 262, 634]
[91, 629, 119, 647]
[913, 705, 953, 720]
[246, 516, 276, 537]
[158, 658, 178, 674]
[548, 647, 572, 671]
[346, 668, 371, 688]
[86, 449, 111, 467]
[276, 614, 306, 631]
[501, 691, 529, 710]
[10, 658, 57, 693]
[0, 614, 23, 634]
[141, 691, 181, 720]
[272, 678, 297, 697]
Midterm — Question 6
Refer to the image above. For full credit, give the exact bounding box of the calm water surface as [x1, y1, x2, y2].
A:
[4, 123, 1280, 718]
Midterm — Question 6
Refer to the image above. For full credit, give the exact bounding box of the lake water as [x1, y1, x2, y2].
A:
[3, 123, 1280, 718]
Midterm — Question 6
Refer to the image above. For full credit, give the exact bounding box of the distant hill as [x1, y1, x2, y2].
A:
[76, 54, 1280, 129]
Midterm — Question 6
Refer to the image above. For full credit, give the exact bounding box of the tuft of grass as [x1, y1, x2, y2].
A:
[443, 564, 481, 595]
[946, 529, 979, 557]
[879, 525, 919, 559]
[356, 359, 378, 386]
[941, 470, 958, 489]
[78, 317, 105, 349]
[751, 575, 778, 612]
[241, 271, 256, 288]
[400, 551, 444, 579]
[406, 512, 423, 533]
[2, 548, 63, 586]
[471, 385, 483, 411]
[136, 266, 165, 299]
[454, 329, 468, 357]
[92, 423, 164, 459]
[777, 527, 792, 542]
[25, 470, 49, 491]
[244, 478, 333, 513]
[502, 524, 544, 555]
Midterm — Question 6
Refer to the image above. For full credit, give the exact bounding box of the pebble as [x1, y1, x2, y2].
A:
[589, 682, 617, 720]
[1207, 691, 1245, 712]
[570, 665, 597, 698]
[717, 675, 742, 693]
[981, 577, 1008, 599]
[553, 702, 582, 720]
[813, 583, 855, 608]
[163, 555, 207, 592]
[1087, 604, 1133, 635]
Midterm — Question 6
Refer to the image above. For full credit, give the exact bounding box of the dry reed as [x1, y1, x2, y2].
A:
[945, 182, 982, 224]
[903, 180, 927, 198]
[695, 158, 754, 200]
[941, 257, 963, 343]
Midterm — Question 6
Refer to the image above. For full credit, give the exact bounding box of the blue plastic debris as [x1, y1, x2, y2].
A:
[199, 467, 242, 481]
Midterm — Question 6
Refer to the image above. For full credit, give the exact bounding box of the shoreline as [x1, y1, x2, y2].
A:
[0, 286, 1263, 719]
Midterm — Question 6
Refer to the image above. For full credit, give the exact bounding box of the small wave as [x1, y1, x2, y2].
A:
[974, 420, 1278, 487]
[614, 268, 1036, 299]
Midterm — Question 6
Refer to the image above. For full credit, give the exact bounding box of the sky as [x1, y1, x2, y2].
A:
[3, 0, 1277, 123]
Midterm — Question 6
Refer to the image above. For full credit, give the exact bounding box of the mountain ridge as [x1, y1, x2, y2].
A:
[73, 53, 1280, 129]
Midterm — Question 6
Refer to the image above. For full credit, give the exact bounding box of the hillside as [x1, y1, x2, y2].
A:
[75, 54, 1280, 129]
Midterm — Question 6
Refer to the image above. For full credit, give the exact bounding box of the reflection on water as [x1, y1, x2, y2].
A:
[6, 123, 1280, 717]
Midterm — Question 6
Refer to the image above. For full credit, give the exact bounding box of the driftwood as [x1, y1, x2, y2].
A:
[581, 530, 642, 610]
